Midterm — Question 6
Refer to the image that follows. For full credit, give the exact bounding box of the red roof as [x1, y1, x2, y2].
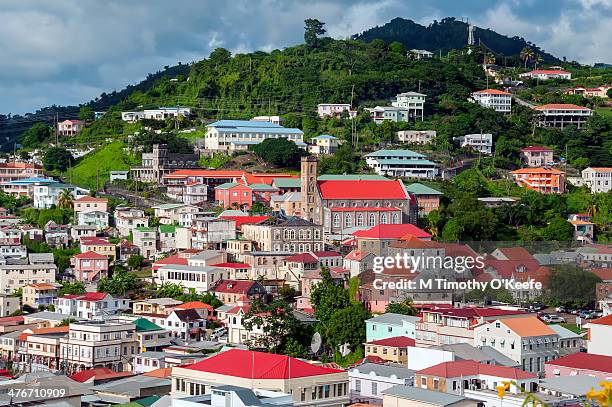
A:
[473, 89, 511, 95]
[61, 292, 109, 302]
[73, 251, 108, 260]
[313, 251, 342, 258]
[588, 314, 612, 326]
[344, 250, 372, 261]
[80, 237, 114, 246]
[521, 146, 553, 152]
[164, 169, 246, 179]
[219, 215, 269, 228]
[546, 353, 612, 373]
[353, 224, 431, 240]
[526, 69, 571, 75]
[417, 360, 536, 379]
[175, 301, 213, 310]
[213, 280, 259, 294]
[366, 336, 416, 347]
[183, 349, 344, 378]
[330, 207, 402, 212]
[534, 103, 590, 111]
[589, 268, 612, 281]
[211, 262, 251, 269]
[317, 180, 408, 200]
[284, 253, 318, 263]
[70, 367, 133, 383]
[75, 196, 108, 203]
[152, 254, 189, 270]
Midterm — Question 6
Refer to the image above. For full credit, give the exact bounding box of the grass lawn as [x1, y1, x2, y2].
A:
[133, 268, 152, 278]
[595, 107, 612, 119]
[550, 322, 585, 334]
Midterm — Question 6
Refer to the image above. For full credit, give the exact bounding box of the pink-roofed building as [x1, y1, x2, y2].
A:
[364, 336, 416, 365]
[71, 251, 109, 282]
[57, 119, 85, 136]
[343, 250, 376, 277]
[352, 223, 431, 256]
[73, 196, 108, 214]
[212, 279, 266, 306]
[521, 146, 554, 167]
[79, 236, 117, 260]
[54, 292, 129, 319]
[520, 69, 572, 80]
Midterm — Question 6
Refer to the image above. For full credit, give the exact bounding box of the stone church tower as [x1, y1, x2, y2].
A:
[300, 156, 322, 224]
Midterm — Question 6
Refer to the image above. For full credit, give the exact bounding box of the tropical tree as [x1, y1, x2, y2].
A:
[520, 47, 535, 69]
[534, 54, 544, 69]
[483, 52, 495, 65]
[304, 18, 326, 48]
[57, 189, 74, 209]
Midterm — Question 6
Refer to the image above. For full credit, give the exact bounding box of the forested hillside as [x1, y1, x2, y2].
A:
[354, 17, 559, 63]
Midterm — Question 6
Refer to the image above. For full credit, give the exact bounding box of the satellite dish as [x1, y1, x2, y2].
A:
[310, 332, 322, 353]
[339, 343, 351, 357]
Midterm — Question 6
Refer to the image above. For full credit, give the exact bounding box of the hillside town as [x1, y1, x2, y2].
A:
[1, 8, 612, 407]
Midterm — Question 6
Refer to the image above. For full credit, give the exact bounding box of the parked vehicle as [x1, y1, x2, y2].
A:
[547, 315, 566, 323]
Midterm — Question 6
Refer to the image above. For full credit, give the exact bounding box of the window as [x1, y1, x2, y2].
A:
[345, 214, 352, 228]
[372, 382, 378, 395]
[355, 380, 361, 394]
[391, 213, 399, 224]
[332, 214, 340, 228]
[368, 214, 376, 226]
[381, 214, 387, 224]
[421, 377, 426, 387]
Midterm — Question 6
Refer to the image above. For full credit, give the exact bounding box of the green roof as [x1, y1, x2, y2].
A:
[135, 396, 162, 407]
[366, 149, 425, 158]
[249, 183, 278, 191]
[152, 203, 189, 210]
[273, 178, 301, 188]
[374, 158, 437, 166]
[317, 174, 389, 180]
[133, 318, 163, 332]
[405, 182, 443, 195]
[135, 227, 155, 232]
[159, 225, 177, 234]
[216, 182, 240, 189]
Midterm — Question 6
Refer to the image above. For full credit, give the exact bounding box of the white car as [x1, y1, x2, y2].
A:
[547, 315, 565, 323]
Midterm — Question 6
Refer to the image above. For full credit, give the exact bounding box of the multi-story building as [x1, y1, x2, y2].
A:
[404, 183, 442, 216]
[215, 183, 254, 209]
[366, 313, 420, 342]
[470, 89, 512, 112]
[519, 69, 571, 80]
[366, 106, 411, 124]
[391, 92, 426, 121]
[544, 352, 612, 380]
[22, 283, 60, 308]
[17, 326, 69, 373]
[534, 104, 592, 129]
[565, 85, 611, 98]
[171, 349, 349, 406]
[241, 216, 324, 253]
[79, 236, 117, 260]
[33, 182, 89, 209]
[54, 292, 129, 319]
[454, 133, 493, 155]
[521, 146, 554, 167]
[213, 280, 266, 305]
[74, 196, 108, 214]
[58, 319, 138, 373]
[133, 227, 158, 259]
[0, 294, 19, 316]
[152, 203, 200, 225]
[581, 167, 612, 193]
[57, 119, 85, 136]
[77, 211, 109, 229]
[0, 162, 44, 184]
[317, 103, 356, 118]
[352, 224, 431, 257]
[511, 167, 566, 194]
[415, 308, 527, 348]
[130, 144, 199, 184]
[348, 363, 414, 404]
[190, 215, 236, 249]
[584, 314, 612, 357]
[365, 149, 438, 179]
[473, 316, 561, 375]
[397, 130, 436, 144]
[70, 225, 97, 241]
[132, 298, 182, 316]
[121, 107, 191, 122]
[364, 336, 415, 365]
[309, 135, 341, 155]
[114, 207, 149, 237]
[0, 259, 57, 295]
[204, 120, 305, 152]
[156, 250, 227, 293]
[70, 251, 109, 282]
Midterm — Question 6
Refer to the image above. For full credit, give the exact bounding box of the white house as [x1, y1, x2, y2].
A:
[121, 107, 191, 122]
[308, 135, 341, 155]
[204, 120, 305, 152]
[580, 167, 612, 193]
[53, 292, 130, 319]
[366, 106, 411, 124]
[317, 103, 356, 118]
[156, 250, 227, 293]
[471, 89, 512, 113]
[519, 70, 572, 80]
[365, 149, 438, 179]
[114, 207, 149, 237]
[77, 211, 109, 229]
[349, 363, 414, 404]
[454, 133, 493, 155]
[397, 130, 436, 144]
[33, 183, 89, 209]
[585, 314, 612, 356]
[391, 92, 426, 121]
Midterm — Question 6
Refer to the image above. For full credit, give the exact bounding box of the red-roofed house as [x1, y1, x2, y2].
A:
[70, 367, 133, 384]
[212, 280, 265, 306]
[54, 292, 129, 319]
[219, 215, 269, 230]
[544, 352, 612, 379]
[416, 360, 538, 395]
[520, 70, 571, 80]
[74, 196, 108, 214]
[352, 224, 431, 256]
[533, 103, 592, 129]
[585, 314, 612, 357]
[520, 146, 554, 167]
[79, 236, 117, 260]
[57, 119, 85, 136]
[343, 250, 376, 277]
[471, 89, 512, 113]
[299, 156, 417, 232]
[70, 251, 109, 282]
[171, 349, 349, 406]
[364, 336, 416, 365]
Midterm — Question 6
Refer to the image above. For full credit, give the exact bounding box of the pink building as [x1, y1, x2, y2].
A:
[520, 146, 554, 167]
[57, 119, 85, 136]
[71, 251, 109, 282]
[215, 183, 253, 209]
[317, 103, 356, 118]
[544, 353, 612, 380]
[74, 196, 109, 213]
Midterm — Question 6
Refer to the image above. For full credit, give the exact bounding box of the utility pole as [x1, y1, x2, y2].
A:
[55, 112, 59, 145]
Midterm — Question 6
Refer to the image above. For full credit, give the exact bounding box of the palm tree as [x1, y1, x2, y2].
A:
[585, 194, 600, 217]
[57, 189, 74, 209]
[520, 47, 535, 69]
[484, 52, 496, 65]
[534, 54, 544, 69]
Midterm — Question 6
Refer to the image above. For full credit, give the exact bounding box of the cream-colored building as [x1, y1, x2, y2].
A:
[171, 348, 349, 407]
[241, 217, 324, 253]
[0, 262, 57, 295]
[22, 283, 59, 308]
[0, 294, 20, 317]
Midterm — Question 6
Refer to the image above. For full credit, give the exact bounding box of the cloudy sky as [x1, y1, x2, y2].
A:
[1, 0, 611, 115]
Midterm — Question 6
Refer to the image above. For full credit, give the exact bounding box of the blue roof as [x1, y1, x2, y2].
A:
[207, 120, 282, 128]
[207, 120, 303, 135]
[7, 177, 58, 185]
[313, 134, 338, 140]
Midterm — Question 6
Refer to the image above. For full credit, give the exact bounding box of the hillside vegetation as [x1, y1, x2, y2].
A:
[66, 141, 137, 189]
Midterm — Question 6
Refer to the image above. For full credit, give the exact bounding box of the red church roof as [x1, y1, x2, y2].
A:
[317, 180, 408, 200]
[183, 349, 344, 378]
[353, 224, 431, 240]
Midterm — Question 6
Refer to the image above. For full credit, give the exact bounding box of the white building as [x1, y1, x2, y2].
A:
[252, 115, 282, 125]
[397, 130, 436, 144]
[77, 211, 109, 229]
[309, 135, 341, 155]
[317, 104, 356, 118]
[581, 167, 612, 193]
[152, 203, 200, 225]
[365, 149, 438, 179]
[204, 120, 305, 152]
[133, 227, 158, 259]
[366, 106, 411, 124]
[585, 315, 612, 357]
[114, 207, 149, 237]
[409, 49, 434, 59]
[519, 70, 572, 80]
[534, 104, 592, 129]
[121, 107, 191, 122]
[471, 89, 512, 113]
[349, 363, 414, 404]
[33, 183, 89, 209]
[53, 292, 130, 319]
[156, 250, 227, 293]
[59, 319, 138, 373]
[454, 133, 493, 155]
[109, 171, 129, 182]
[391, 92, 426, 121]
